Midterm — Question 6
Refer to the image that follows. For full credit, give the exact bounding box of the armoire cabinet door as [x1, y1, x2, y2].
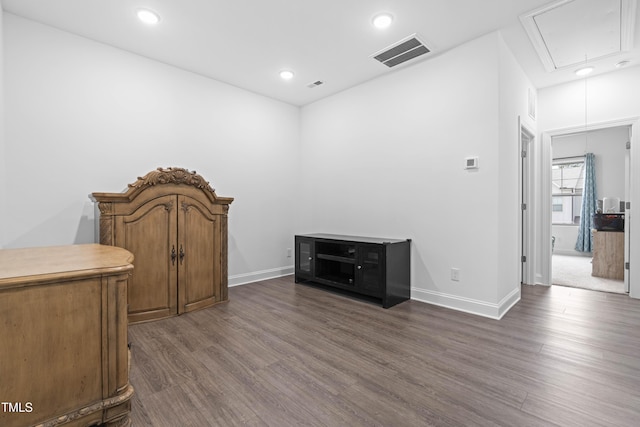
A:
[115, 195, 178, 323]
[92, 167, 233, 323]
[178, 195, 221, 313]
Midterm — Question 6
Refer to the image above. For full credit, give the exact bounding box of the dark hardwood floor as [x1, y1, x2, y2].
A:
[129, 276, 640, 426]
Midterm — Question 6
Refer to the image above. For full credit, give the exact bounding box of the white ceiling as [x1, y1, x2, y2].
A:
[533, 0, 625, 68]
[1, 0, 639, 106]
[520, 0, 637, 72]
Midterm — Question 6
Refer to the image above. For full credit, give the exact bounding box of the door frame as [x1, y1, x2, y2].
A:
[625, 133, 631, 292]
[540, 117, 640, 295]
[519, 117, 535, 285]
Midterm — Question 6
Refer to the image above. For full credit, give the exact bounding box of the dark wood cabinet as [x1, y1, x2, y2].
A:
[295, 234, 410, 308]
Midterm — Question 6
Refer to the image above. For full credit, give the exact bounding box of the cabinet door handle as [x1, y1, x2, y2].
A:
[171, 245, 177, 266]
[357, 265, 362, 270]
[179, 245, 185, 264]
[308, 257, 313, 260]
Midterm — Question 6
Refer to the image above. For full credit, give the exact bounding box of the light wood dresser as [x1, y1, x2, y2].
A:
[0, 244, 134, 427]
[591, 230, 624, 280]
[91, 167, 233, 324]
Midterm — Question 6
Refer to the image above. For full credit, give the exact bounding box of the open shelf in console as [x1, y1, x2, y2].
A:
[315, 241, 355, 259]
[316, 253, 355, 263]
[316, 259, 355, 286]
[315, 241, 357, 286]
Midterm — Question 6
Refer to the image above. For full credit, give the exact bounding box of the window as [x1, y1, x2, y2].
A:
[552, 157, 584, 225]
[552, 198, 564, 212]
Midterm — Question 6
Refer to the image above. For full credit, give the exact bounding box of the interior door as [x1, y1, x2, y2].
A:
[178, 195, 220, 313]
[116, 195, 178, 323]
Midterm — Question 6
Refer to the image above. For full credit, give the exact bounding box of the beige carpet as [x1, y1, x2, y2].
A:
[552, 254, 626, 294]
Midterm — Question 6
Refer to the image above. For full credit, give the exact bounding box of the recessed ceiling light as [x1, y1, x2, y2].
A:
[372, 13, 393, 29]
[575, 66, 594, 76]
[615, 60, 631, 68]
[279, 70, 295, 80]
[137, 9, 161, 25]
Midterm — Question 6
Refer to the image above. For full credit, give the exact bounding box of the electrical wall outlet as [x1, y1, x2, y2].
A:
[451, 268, 460, 281]
[287, 248, 292, 258]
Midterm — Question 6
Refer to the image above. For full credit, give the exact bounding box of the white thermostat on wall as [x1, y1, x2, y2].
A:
[465, 156, 479, 170]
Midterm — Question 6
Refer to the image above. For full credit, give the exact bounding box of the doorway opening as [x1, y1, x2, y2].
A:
[550, 126, 630, 294]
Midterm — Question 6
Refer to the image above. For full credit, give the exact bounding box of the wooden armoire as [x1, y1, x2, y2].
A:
[91, 167, 233, 323]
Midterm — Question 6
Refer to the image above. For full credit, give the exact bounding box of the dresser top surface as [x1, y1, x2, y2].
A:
[296, 233, 409, 245]
[0, 244, 134, 285]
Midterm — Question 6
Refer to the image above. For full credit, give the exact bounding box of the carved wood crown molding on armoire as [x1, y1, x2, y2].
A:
[91, 167, 234, 324]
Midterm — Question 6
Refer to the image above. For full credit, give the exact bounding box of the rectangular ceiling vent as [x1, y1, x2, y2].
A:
[306, 80, 324, 89]
[372, 34, 431, 68]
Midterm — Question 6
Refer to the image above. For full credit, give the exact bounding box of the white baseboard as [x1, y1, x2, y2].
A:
[231, 270, 522, 319]
[497, 287, 521, 319]
[229, 266, 294, 287]
[411, 286, 521, 320]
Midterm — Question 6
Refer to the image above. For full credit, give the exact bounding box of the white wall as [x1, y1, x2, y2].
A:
[2, 14, 300, 283]
[538, 67, 640, 296]
[0, 5, 6, 249]
[497, 33, 538, 304]
[299, 32, 530, 318]
[538, 67, 640, 131]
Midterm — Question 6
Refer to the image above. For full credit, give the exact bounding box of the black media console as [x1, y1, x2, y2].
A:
[294, 234, 411, 308]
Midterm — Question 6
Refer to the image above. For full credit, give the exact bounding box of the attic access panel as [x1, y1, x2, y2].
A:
[520, 0, 637, 71]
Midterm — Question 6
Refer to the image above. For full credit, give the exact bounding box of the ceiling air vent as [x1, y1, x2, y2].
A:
[306, 80, 324, 89]
[372, 34, 431, 68]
